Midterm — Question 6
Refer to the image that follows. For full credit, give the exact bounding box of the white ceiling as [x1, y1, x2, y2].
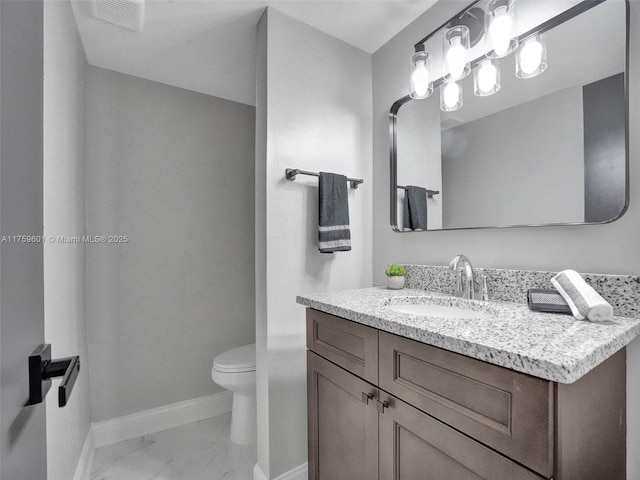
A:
[70, 0, 437, 106]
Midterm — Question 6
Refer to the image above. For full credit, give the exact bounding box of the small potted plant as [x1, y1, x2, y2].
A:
[385, 264, 406, 290]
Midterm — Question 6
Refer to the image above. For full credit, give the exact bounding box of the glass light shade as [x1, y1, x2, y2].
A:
[474, 58, 501, 96]
[443, 26, 470, 80]
[440, 80, 463, 112]
[409, 45, 433, 99]
[516, 35, 547, 78]
[485, 0, 518, 58]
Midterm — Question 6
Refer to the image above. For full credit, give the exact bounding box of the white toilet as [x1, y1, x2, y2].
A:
[211, 343, 256, 445]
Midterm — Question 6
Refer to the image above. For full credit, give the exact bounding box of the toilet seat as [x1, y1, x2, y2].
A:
[213, 343, 256, 373]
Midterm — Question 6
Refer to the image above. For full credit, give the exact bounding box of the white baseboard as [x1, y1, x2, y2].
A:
[254, 462, 308, 480]
[254, 464, 268, 480]
[73, 429, 96, 480]
[92, 391, 233, 447]
[276, 463, 308, 480]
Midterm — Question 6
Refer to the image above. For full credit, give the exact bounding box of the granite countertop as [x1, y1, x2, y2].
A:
[296, 287, 640, 383]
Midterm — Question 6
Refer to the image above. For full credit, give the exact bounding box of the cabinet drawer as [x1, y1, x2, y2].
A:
[306, 309, 378, 384]
[379, 331, 553, 478]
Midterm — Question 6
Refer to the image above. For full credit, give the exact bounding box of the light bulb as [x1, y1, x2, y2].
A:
[489, 6, 513, 57]
[409, 45, 432, 99]
[443, 26, 470, 80]
[474, 58, 500, 96]
[516, 35, 547, 78]
[446, 37, 467, 80]
[411, 60, 430, 97]
[519, 40, 543, 75]
[442, 81, 462, 111]
[477, 61, 497, 93]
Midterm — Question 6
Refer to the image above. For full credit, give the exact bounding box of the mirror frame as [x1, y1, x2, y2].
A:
[390, 0, 630, 232]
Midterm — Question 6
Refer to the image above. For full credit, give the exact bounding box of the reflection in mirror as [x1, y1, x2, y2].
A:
[391, 0, 628, 232]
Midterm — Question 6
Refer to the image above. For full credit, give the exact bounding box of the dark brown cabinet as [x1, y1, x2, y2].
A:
[378, 331, 553, 477]
[378, 390, 541, 480]
[306, 308, 626, 480]
[306, 308, 378, 384]
[307, 352, 378, 480]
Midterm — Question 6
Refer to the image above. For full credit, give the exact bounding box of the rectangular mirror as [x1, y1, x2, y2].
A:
[390, 0, 628, 231]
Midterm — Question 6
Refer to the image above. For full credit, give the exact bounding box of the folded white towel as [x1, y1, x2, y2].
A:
[551, 270, 614, 322]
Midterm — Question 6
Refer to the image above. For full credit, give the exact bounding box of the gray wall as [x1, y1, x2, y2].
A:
[85, 67, 256, 422]
[442, 86, 584, 228]
[256, 8, 373, 478]
[372, 2, 640, 477]
[43, 2, 92, 479]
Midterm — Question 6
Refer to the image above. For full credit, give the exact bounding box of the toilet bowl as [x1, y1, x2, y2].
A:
[211, 343, 256, 445]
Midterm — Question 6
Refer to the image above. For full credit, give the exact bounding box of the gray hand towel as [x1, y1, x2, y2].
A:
[403, 186, 428, 231]
[318, 172, 351, 253]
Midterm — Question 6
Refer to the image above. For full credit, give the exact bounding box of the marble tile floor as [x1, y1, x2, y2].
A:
[90, 413, 256, 480]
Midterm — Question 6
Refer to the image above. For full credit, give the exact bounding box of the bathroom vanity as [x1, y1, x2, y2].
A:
[299, 287, 640, 480]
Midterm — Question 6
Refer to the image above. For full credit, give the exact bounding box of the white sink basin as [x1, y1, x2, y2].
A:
[385, 303, 491, 320]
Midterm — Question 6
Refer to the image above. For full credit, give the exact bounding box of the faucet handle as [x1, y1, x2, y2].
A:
[480, 275, 490, 301]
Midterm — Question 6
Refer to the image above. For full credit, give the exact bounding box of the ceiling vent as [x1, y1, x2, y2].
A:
[92, 0, 145, 32]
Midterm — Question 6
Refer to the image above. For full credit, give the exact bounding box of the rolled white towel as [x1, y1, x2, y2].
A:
[550, 269, 614, 322]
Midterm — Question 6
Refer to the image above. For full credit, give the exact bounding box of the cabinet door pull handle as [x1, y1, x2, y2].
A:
[376, 400, 389, 414]
[361, 392, 374, 404]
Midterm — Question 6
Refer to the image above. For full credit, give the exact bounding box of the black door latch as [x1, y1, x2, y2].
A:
[27, 344, 80, 408]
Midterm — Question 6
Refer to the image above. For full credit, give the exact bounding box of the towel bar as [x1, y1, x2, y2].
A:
[286, 168, 363, 189]
[397, 185, 440, 198]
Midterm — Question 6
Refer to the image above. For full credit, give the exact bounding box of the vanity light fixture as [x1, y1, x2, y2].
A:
[474, 58, 501, 96]
[516, 35, 547, 78]
[485, 0, 518, 58]
[443, 25, 471, 80]
[441, 79, 463, 112]
[408, 0, 548, 108]
[409, 44, 433, 99]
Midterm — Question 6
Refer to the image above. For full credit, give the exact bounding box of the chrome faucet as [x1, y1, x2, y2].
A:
[448, 255, 490, 301]
[449, 255, 476, 300]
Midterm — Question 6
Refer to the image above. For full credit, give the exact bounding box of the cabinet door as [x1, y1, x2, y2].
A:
[378, 392, 544, 480]
[308, 352, 378, 480]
